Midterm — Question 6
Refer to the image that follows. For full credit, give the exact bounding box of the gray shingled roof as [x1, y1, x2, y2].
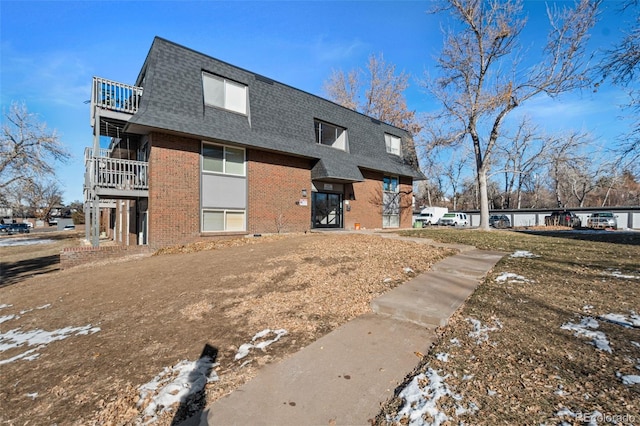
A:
[126, 37, 424, 180]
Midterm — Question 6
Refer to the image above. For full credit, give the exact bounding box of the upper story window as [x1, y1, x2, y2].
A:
[385, 134, 401, 156]
[202, 72, 247, 115]
[202, 142, 245, 176]
[314, 120, 348, 151]
[383, 175, 399, 193]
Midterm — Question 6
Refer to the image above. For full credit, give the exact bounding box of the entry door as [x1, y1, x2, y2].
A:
[312, 192, 343, 228]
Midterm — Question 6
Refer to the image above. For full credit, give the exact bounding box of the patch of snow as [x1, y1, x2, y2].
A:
[632, 341, 640, 349]
[234, 329, 287, 361]
[619, 374, 640, 385]
[582, 305, 593, 312]
[604, 268, 640, 279]
[462, 374, 474, 381]
[19, 304, 51, 315]
[561, 317, 611, 353]
[403, 267, 415, 274]
[0, 324, 100, 365]
[495, 272, 530, 283]
[0, 314, 17, 324]
[0, 348, 41, 365]
[450, 338, 460, 346]
[600, 312, 640, 328]
[383, 277, 393, 283]
[487, 389, 497, 396]
[436, 352, 449, 362]
[556, 407, 576, 418]
[392, 368, 451, 425]
[0, 304, 12, 310]
[391, 366, 479, 425]
[137, 355, 219, 424]
[510, 250, 539, 258]
[25, 392, 38, 400]
[0, 238, 55, 247]
[467, 317, 502, 344]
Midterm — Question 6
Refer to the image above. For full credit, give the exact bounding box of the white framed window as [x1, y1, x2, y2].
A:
[202, 72, 248, 115]
[314, 120, 348, 151]
[202, 209, 245, 232]
[202, 143, 245, 176]
[383, 175, 400, 228]
[385, 134, 401, 156]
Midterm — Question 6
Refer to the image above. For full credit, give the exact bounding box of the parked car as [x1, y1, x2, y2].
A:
[489, 214, 511, 229]
[587, 212, 617, 229]
[7, 223, 30, 234]
[63, 224, 76, 231]
[0, 224, 9, 233]
[438, 212, 469, 226]
[544, 210, 582, 228]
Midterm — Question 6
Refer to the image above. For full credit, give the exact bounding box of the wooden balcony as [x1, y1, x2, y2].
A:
[91, 77, 143, 138]
[85, 148, 149, 199]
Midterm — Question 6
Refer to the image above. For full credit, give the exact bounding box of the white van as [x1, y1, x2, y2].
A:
[437, 212, 469, 226]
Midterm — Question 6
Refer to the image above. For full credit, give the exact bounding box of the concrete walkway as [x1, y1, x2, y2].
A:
[195, 232, 505, 426]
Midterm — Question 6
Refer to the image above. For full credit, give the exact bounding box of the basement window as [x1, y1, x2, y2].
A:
[202, 210, 246, 232]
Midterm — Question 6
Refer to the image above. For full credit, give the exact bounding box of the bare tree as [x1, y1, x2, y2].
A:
[424, 0, 599, 229]
[21, 180, 63, 222]
[1, 102, 70, 191]
[494, 118, 549, 209]
[324, 53, 422, 135]
[599, 0, 640, 175]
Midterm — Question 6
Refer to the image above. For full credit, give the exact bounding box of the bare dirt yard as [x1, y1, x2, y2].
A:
[0, 231, 452, 425]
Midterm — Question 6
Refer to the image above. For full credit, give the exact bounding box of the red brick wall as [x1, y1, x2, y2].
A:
[247, 150, 312, 234]
[60, 245, 153, 270]
[344, 171, 413, 230]
[148, 132, 201, 247]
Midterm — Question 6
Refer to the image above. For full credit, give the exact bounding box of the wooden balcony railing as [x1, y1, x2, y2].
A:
[85, 148, 148, 194]
[91, 77, 143, 116]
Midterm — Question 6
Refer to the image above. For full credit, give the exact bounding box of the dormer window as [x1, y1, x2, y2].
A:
[385, 134, 401, 156]
[315, 120, 348, 151]
[202, 72, 247, 115]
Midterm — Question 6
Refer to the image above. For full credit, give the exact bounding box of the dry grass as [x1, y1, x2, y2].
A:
[0, 232, 452, 425]
[378, 228, 640, 425]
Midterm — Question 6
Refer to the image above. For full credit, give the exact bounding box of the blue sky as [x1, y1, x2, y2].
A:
[1, 0, 635, 203]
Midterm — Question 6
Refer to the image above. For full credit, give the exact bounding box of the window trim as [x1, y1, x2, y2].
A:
[314, 119, 348, 151]
[202, 209, 246, 233]
[385, 133, 402, 156]
[202, 142, 246, 176]
[382, 175, 400, 228]
[202, 71, 248, 115]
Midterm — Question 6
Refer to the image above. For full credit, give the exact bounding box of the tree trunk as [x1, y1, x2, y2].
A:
[478, 168, 490, 230]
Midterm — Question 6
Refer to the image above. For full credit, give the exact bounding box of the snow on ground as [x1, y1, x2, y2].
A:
[234, 328, 287, 361]
[390, 367, 478, 426]
[467, 317, 502, 344]
[136, 328, 289, 423]
[0, 325, 101, 365]
[0, 303, 99, 365]
[495, 272, 531, 284]
[137, 356, 219, 425]
[0, 238, 54, 247]
[561, 317, 612, 353]
[604, 268, 640, 280]
[509, 250, 540, 258]
[599, 312, 640, 328]
[562, 311, 640, 387]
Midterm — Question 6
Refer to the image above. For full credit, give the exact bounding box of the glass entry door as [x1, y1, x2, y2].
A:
[312, 192, 343, 228]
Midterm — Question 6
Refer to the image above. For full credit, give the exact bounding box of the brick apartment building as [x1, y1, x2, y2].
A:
[84, 37, 423, 248]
